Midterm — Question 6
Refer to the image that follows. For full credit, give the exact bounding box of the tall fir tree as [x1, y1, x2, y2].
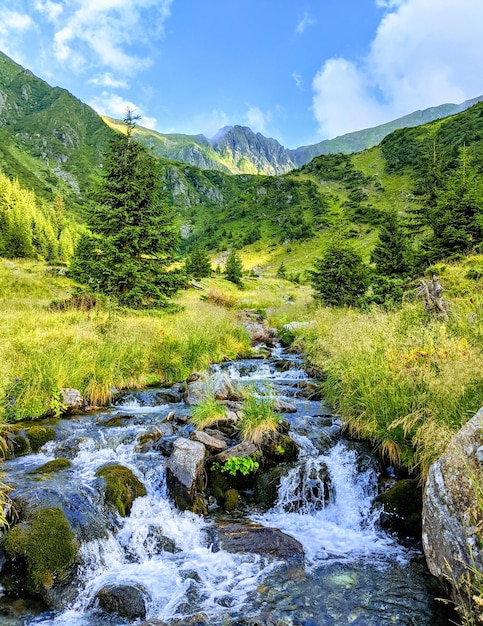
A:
[371, 210, 410, 277]
[310, 222, 368, 307]
[70, 110, 183, 307]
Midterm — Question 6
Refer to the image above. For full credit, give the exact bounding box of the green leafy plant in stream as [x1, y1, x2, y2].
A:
[212, 455, 260, 477]
[237, 385, 281, 445]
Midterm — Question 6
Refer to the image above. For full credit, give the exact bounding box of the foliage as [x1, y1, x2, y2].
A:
[213, 455, 260, 476]
[370, 210, 411, 277]
[0, 174, 80, 262]
[237, 387, 281, 445]
[296, 267, 483, 477]
[190, 393, 226, 430]
[70, 112, 184, 308]
[310, 228, 368, 307]
[185, 247, 212, 279]
[225, 249, 244, 286]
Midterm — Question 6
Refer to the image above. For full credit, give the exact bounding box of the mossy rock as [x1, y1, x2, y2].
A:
[29, 458, 72, 475]
[223, 488, 239, 512]
[95, 465, 147, 517]
[254, 465, 286, 509]
[7, 434, 30, 458]
[2, 506, 77, 597]
[262, 434, 299, 463]
[376, 478, 422, 537]
[23, 426, 57, 452]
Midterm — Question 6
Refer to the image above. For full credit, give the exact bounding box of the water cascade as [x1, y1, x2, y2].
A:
[0, 346, 451, 625]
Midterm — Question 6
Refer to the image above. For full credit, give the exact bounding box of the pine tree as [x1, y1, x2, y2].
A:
[310, 227, 368, 307]
[185, 247, 212, 279]
[371, 210, 410, 277]
[70, 110, 183, 307]
[225, 249, 243, 287]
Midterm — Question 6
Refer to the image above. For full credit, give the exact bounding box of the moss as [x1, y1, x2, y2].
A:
[7, 434, 30, 458]
[2, 507, 77, 596]
[223, 488, 239, 512]
[95, 465, 147, 517]
[29, 458, 72, 474]
[23, 426, 56, 452]
[376, 478, 422, 537]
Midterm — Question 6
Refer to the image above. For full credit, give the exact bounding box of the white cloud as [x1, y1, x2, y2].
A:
[89, 91, 157, 130]
[244, 106, 272, 135]
[89, 73, 128, 88]
[32, 0, 173, 75]
[312, 0, 483, 138]
[292, 72, 303, 89]
[296, 11, 316, 34]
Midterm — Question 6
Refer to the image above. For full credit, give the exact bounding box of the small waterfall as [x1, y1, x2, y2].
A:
[255, 441, 397, 568]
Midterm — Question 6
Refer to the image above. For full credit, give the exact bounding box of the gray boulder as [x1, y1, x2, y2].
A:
[166, 438, 206, 512]
[96, 583, 148, 619]
[422, 407, 483, 590]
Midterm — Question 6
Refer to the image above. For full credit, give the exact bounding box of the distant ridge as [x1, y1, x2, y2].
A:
[104, 95, 483, 175]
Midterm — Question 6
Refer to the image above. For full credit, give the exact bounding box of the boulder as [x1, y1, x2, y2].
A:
[190, 430, 227, 452]
[60, 388, 85, 413]
[422, 407, 483, 590]
[213, 441, 257, 463]
[166, 438, 206, 512]
[184, 372, 243, 406]
[216, 521, 304, 561]
[95, 464, 147, 517]
[96, 583, 148, 619]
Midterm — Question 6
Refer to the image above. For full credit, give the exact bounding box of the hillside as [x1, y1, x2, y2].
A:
[0, 51, 115, 212]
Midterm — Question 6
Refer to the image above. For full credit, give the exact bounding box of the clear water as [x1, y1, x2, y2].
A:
[0, 350, 452, 625]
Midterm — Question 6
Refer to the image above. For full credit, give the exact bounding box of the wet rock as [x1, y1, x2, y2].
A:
[273, 398, 297, 413]
[95, 464, 147, 517]
[28, 458, 72, 475]
[423, 407, 483, 588]
[184, 372, 243, 405]
[16, 424, 57, 453]
[96, 583, 148, 619]
[376, 478, 422, 537]
[153, 438, 176, 456]
[60, 388, 85, 413]
[214, 441, 257, 463]
[223, 488, 239, 511]
[294, 380, 323, 400]
[166, 438, 206, 512]
[216, 521, 304, 561]
[261, 433, 299, 464]
[137, 423, 174, 447]
[254, 465, 287, 509]
[190, 430, 227, 451]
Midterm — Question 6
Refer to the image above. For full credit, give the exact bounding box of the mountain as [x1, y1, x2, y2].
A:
[104, 97, 483, 176]
[0, 50, 115, 211]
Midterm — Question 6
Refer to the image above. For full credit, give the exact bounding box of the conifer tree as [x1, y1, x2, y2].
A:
[225, 249, 243, 286]
[371, 210, 410, 277]
[185, 247, 212, 279]
[70, 110, 183, 307]
[310, 224, 368, 306]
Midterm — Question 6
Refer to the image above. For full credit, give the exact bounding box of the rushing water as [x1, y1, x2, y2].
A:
[0, 347, 451, 625]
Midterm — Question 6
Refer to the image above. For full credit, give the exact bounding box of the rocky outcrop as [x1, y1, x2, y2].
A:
[422, 408, 483, 593]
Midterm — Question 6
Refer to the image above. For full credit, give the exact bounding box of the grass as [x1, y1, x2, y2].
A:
[291, 257, 483, 478]
[190, 393, 227, 430]
[237, 386, 281, 445]
[0, 259, 253, 421]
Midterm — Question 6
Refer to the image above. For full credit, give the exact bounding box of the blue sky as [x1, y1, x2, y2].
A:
[1, 0, 482, 148]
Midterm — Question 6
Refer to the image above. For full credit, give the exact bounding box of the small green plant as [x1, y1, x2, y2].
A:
[213, 455, 259, 477]
[190, 393, 226, 430]
[50, 388, 67, 418]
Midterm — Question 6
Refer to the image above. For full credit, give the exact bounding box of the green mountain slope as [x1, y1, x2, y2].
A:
[0, 51, 115, 212]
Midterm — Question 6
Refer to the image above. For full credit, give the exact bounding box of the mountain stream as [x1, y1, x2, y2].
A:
[0, 345, 451, 625]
